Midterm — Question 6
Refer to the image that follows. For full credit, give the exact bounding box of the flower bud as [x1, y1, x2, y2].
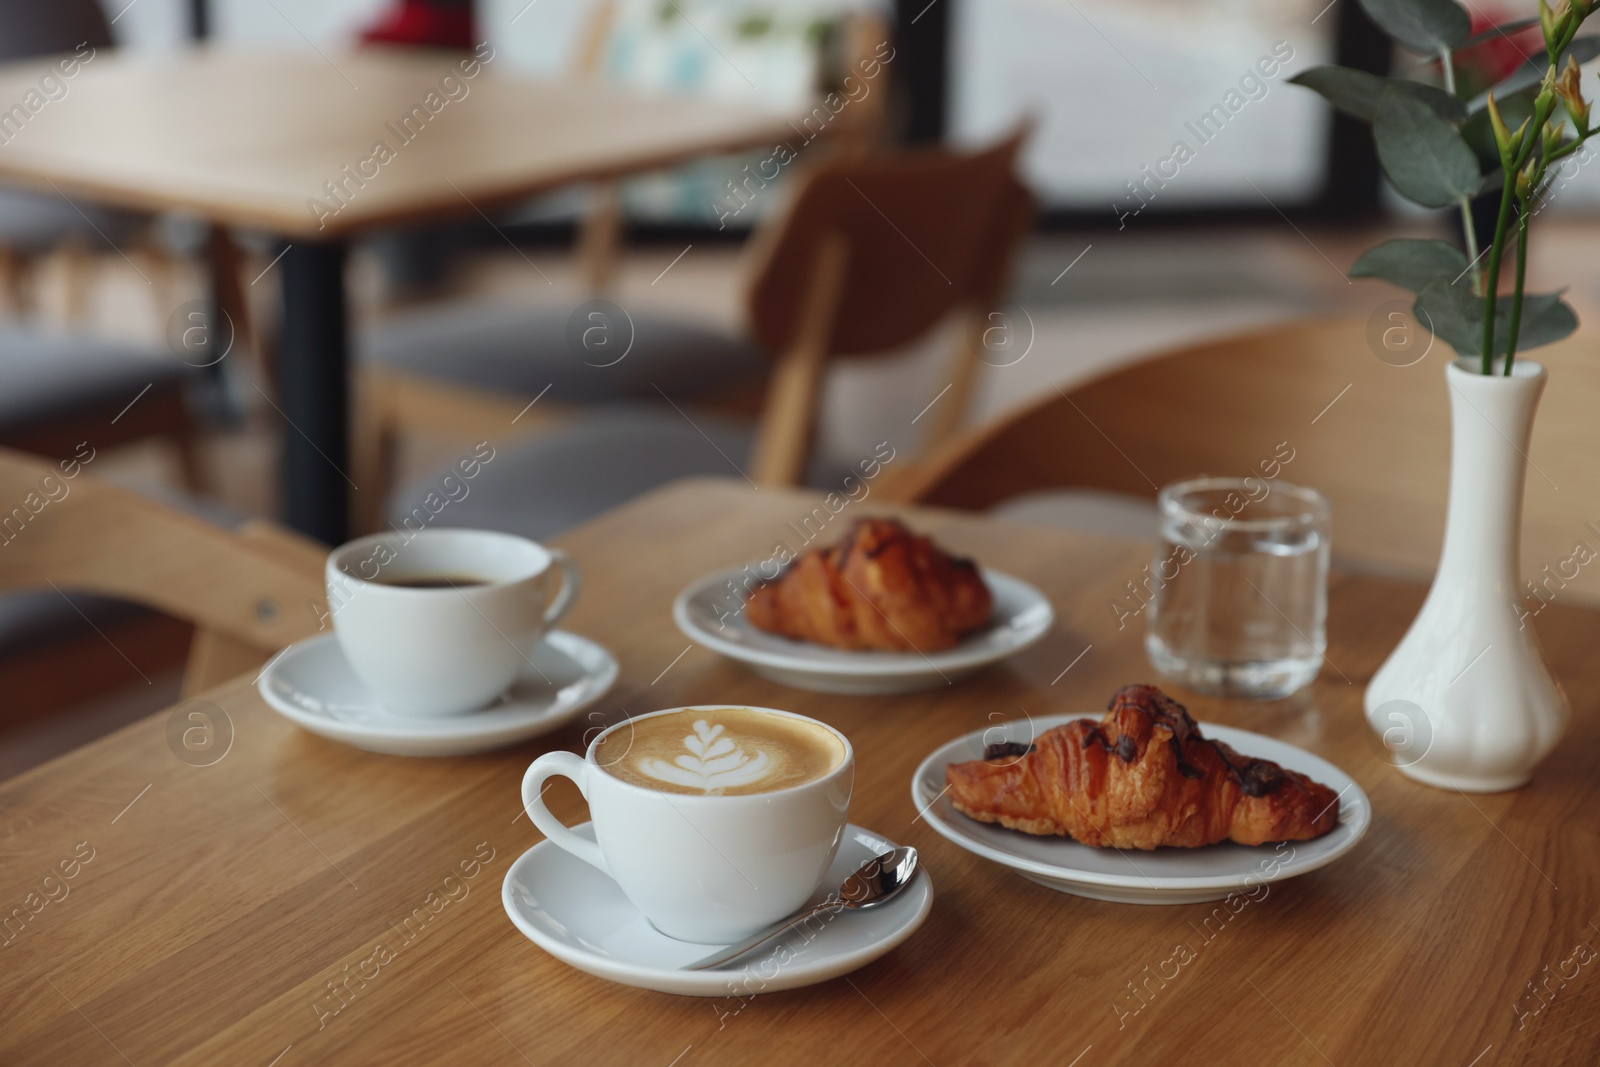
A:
[1541, 0, 1562, 49]
[1543, 118, 1566, 158]
[1487, 93, 1517, 160]
[1536, 68, 1559, 116]
[1555, 53, 1590, 131]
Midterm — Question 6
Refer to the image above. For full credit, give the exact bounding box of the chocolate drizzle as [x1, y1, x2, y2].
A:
[1170, 736, 1207, 780]
[861, 537, 896, 560]
[983, 741, 1034, 760]
[1098, 685, 1287, 798]
[1224, 755, 1284, 797]
[1080, 724, 1138, 762]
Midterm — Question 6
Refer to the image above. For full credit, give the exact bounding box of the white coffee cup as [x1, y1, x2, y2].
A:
[326, 529, 579, 717]
[522, 706, 853, 944]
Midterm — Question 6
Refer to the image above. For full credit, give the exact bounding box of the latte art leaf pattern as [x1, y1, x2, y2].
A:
[638, 720, 773, 792]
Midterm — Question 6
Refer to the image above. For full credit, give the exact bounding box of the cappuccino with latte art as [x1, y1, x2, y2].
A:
[595, 707, 845, 796]
[523, 704, 854, 941]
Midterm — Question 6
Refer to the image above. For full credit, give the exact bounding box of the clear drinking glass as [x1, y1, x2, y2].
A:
[1145, 477, 1330, 700]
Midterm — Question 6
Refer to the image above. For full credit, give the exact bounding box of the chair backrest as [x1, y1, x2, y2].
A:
[743, 131, 1031, 357]
[0, 447, 326, 694]
[0, 0, 112, 63]
[891, 318, 1600, 603]
[742, 132, 1035, 484]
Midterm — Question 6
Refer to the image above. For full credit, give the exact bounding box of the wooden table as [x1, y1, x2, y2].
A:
[0, 49, 796, 543]
[3, 480, 1597, 1066]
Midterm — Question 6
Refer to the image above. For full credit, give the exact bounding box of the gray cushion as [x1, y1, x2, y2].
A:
[389, 407, 756, 542]
[991, 489, 1159, 541]
[0, 188, 143, 252]
[387, 406, 853, 543]
[0, 327, 189, 430]
[362, 301, 767, 404]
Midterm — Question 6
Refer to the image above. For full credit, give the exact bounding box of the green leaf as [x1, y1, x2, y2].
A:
[1489, 36, 1600, 97]
[1291, 66, 1466, 123]
[1374, 91, 1485, 207]
[1359, 0, 1471, 53]
[1461, 16, 1539, 48]
[1415, 279, 1483, 355]
[1290, 67, 1384, 119]
[1414, 279, 1579, 355]
[1395, 80, 1468, 124]
[1508, 292, 1581, 351]
[1351, 239, 1469, 291]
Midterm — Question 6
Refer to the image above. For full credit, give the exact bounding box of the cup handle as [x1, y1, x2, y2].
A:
[522, 751, 609, 875]
[542, 548, 581, 631]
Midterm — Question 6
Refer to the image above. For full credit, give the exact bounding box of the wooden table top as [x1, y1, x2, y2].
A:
[0, 48, 796, 238]
[3, 479, 1597, 1066]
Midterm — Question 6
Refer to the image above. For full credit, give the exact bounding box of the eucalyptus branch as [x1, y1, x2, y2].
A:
[1439, 45, 1485, 288]
[1458, 197, 1482, 294]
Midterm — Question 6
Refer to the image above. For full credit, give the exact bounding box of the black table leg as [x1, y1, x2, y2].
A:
[187, 224, 244, 425]
[278, 240, 350, 545]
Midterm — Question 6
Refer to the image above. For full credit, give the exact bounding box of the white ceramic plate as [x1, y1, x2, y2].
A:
[672, 565, 1053, 694]
[912, 714, 1370, 904]
[257, 631, 617, 756]
[501, 823, 933, 997]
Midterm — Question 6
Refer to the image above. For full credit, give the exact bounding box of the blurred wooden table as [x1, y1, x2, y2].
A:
[0, 49, 797, 544]
[3, 480, 1597, 1066]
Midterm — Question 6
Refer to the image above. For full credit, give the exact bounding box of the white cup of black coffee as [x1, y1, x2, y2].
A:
[325, 529, 580, 716]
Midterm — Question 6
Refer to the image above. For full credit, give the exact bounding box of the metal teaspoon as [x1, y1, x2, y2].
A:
[684, 846, 920, 971]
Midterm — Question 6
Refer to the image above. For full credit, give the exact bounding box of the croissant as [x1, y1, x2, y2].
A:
[745, 518, 992, 652]
[945, 684, 1340, 849]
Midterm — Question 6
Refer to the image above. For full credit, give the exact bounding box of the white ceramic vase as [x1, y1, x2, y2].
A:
[1364, 357, 1568, 792]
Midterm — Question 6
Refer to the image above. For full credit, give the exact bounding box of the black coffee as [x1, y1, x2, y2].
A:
[377, 574, 492, 589]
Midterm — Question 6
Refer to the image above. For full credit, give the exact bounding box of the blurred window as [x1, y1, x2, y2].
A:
[951, 0, 1336, 213]
[489, 0, 887, 226]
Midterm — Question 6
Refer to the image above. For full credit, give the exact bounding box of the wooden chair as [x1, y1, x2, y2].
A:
[0, 0, 186, 322]
[383, 133, 1035, 543]
[356, 8, 898, 533]
[0, 448, 326, 722]
[888, 317, 1600, 605]
[742, 129, 1033, 483]
[0, 0, 242, 492]
[569, 4, 892, 293]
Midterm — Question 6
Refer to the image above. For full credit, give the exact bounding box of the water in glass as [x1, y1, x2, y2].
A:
[1145, 477, 1330, 700]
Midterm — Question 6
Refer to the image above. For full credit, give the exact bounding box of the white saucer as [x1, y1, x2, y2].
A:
[912, 714, 1370, 905]
[673, 564, 1053, 694]
[501, 822, 933, 996]
[257, 631, 617, 756]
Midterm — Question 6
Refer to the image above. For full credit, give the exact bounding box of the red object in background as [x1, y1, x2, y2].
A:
[359, 1, 475, 50]
[1458, 8, 1540, 88]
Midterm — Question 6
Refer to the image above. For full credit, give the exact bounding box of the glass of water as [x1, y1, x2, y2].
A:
[1145, 477, 1330, 700]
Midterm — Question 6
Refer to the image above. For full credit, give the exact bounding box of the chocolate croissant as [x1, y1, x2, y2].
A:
[746, 518, 992, 652]
[946, 684, 1340, 849]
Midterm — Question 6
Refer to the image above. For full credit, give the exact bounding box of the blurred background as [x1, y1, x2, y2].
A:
[3, 0, 1595, 774]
